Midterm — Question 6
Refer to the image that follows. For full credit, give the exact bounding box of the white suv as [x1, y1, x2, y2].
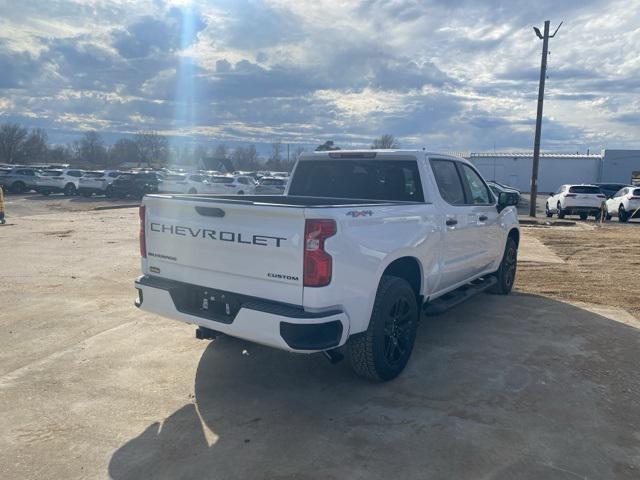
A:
[546, 184, 605, 220]
[159, 173, 210, 194]
[604, 186, 640, 222]
[78, 170, 123, 197]
[205, 175, 256, 195]
[35, 169, 85, 196]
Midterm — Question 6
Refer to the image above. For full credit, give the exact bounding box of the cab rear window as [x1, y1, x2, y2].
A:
[289, 160, 424, 202]
[569, 186, 601, 194]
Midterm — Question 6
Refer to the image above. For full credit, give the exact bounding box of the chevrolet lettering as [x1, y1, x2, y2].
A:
[150, 222, 286, 247]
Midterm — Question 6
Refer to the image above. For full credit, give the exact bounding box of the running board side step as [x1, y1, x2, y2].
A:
[423, 276, 497, 316]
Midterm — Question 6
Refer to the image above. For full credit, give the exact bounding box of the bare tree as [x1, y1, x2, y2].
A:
[79, 131, 108, 166]
[231, 145, 257, 170]
[371, 134, 399, 149]
[48, 144, 74, 164]
[22, 128, 49, 163]
[266, 141, 284, 170]
[0, 123, 28, 164]
[135, 131, 169, 167]
[109, 138, 141, 168]
[315, 140, 340, 151]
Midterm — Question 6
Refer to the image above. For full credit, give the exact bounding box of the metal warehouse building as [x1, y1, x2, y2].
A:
[461, 149, 640, 193]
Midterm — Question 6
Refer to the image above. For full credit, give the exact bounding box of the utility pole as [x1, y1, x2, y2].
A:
[529, 20, 562, 217]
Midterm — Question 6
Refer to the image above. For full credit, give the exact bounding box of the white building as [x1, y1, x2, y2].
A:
[461, 149, 640, 193]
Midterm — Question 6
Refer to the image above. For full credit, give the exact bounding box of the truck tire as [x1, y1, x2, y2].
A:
[347, 275, 418, 382]
[488, 237, 518, 295]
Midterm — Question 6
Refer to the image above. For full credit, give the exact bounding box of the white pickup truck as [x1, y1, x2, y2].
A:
[135, 150, 519, 381]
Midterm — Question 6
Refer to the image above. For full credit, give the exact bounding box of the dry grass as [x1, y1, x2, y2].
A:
[516, 222, 640, 318]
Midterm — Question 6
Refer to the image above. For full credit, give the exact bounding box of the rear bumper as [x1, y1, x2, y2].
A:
[134, 275, 349, 352]
[563, 205, 601, 214]
[78, 186, 106, 194]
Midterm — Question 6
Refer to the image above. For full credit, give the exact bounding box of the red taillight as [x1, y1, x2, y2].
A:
[303, 219, 336, 287]
[139, 205, 146, 258]
[564, 193, 576, 197]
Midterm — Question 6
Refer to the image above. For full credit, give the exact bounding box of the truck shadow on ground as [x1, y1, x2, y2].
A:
[108, 293, 640, 480]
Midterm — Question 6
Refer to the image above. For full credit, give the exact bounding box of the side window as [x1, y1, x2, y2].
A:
[459, 164, 492, 204]
[430, 159, 466, 205]
[238, 177, 248, 185]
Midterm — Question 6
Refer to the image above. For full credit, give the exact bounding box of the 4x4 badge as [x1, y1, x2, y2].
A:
[346, 210, 373, 217]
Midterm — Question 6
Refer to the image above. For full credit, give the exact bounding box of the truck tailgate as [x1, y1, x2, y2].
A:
[143, 196, 305, 305]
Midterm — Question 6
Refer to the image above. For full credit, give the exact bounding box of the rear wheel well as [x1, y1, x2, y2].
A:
[507, 228, 519, 247]
[382, 257, 422, 301]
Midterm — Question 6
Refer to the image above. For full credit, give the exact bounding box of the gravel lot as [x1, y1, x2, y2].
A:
[1, 196, 639, 479]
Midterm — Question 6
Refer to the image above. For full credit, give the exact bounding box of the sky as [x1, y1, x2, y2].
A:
[1, 0, 639, 153]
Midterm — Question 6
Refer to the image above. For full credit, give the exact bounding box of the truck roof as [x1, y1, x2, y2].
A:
[301, 149, 465, 162]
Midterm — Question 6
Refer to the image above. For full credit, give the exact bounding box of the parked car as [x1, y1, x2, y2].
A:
[0, 167, 39, 193]
[35, 168, 85, 196]
[158, 173, 189, 194]
[270, 171, 290, 178]
[158, 173, 210, 194]
[134, 150, 520, 381]
[546, 184, 605, 220]
[604, 186, 640, 222]
[255, 176, 288, 194]
[486, 181, 521, 204]
[205, 175, 256, 195]
[110, 172, 160, 199]
[593, 183, 631, 199]
[78, 170, 123, 197]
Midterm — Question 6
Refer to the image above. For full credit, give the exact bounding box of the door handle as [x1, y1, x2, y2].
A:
[478, 215, 488, 222]
[445, 218, 458, 227]
[195, 206, 226, 217]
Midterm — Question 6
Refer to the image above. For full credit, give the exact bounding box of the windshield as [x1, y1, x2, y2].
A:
[569, 186, 601, 194]
[210, 176, 234, 184]
[260, 178, 285, 186]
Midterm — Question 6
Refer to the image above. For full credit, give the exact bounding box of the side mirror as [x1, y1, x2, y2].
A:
[497, 192, 519, 212]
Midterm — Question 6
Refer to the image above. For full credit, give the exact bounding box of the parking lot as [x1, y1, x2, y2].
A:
[1, 195, 639, 479]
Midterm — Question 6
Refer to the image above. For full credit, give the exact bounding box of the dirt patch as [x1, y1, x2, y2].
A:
[516, 223, 640, 318]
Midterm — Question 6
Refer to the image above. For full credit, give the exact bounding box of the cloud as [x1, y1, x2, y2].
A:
[0, 0, 638, 152]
